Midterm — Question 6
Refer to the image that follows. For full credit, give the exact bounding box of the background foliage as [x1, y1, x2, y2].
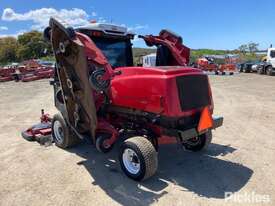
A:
[0, 31, 263, 66]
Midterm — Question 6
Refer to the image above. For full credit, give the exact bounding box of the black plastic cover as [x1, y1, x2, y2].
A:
[176, 75, 210, 111]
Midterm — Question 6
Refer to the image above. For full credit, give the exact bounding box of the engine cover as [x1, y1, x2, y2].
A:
[110, 66, 213, 117]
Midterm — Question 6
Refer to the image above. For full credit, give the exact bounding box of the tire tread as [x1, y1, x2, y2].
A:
[52, 113, 79, 148]
[125, 136, 158, 180]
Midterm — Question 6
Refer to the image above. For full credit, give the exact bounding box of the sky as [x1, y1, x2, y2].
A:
[0, 0, 274, 50]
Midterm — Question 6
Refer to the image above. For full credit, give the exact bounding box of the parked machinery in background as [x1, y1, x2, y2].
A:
[0, 59, 54, 82]
[195, 54, 238, 75]
[256, 49, 275, 75]
[195, 56, 218, 73]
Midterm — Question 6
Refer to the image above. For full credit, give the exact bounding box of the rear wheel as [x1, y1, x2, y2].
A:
[119, 136, 158, 181]
[183, 130, 212, 151]
[267, 66, 274, 76]
[52, 113, 80, 148]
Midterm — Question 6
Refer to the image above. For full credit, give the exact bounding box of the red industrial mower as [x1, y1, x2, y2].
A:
[32, 18, 223, 181]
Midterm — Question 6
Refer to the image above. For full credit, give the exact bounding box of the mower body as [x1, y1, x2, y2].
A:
[46, 18, 223, 180]
[110, 66, 212, 117]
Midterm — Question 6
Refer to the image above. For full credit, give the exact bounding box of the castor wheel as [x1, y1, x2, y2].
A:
[96, 134, 113, 153]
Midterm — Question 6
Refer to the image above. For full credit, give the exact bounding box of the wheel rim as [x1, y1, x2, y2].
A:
[102, 139, 111, 149]
[185, 136, 201, 146]
[53, 121, 64, 144]
[122, 148, 141, 174]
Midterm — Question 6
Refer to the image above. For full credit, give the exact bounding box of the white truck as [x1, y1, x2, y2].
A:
[258, 48, 275, 75]
[142, 53, 156, 67]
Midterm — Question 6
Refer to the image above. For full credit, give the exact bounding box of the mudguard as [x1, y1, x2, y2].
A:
[50, 18, 99, 139]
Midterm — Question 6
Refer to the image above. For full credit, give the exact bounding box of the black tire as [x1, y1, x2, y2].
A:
[66, 27, 76, 39]
[21, 130, 35, 141]
[222, 72, 226, 75]
[215, 71, 219, 75]
[183, 130, 212, 151]
[43, 26, 51, 42]
[51, 113, 79, 149]
[229, 72, 234, 75]
[119, 136, 158, 181]
[244, 67, 250, 73]
[267, 66, 274, 76]
[257, 67, 264, 74]
[95, 133, 113, 153]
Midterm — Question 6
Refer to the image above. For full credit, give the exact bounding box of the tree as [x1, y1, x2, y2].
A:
[16, 31, 52, 60]
[0, 37, 18, 63]
[238, 42, 259, 55]
[247, 42, 259, 54]
[238, 44, 248, 55]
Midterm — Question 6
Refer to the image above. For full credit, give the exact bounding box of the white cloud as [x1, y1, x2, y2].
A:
[98, 17, 107, 23]
[0, 26, 8, 31]
[2, 8, 91, 30]
[1, 7, 150, 39]
[132, 35, 141, 42]
[128, 24, 149, 32]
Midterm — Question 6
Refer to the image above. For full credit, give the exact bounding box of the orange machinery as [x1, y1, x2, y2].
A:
[196, 57, 218, 72]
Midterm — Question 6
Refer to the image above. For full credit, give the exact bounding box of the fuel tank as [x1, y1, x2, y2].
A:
[110, 66, 213, 117]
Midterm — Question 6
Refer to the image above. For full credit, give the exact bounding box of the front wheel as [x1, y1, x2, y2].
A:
[183, 130, 212, 151]
[119, 136, 158, 181]
[52, 113, 80, 149]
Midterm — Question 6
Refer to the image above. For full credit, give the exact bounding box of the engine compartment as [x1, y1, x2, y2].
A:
[110, 66, 212, 117]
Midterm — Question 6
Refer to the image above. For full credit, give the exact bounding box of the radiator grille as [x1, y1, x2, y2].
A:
[176, 75, 211, 111]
